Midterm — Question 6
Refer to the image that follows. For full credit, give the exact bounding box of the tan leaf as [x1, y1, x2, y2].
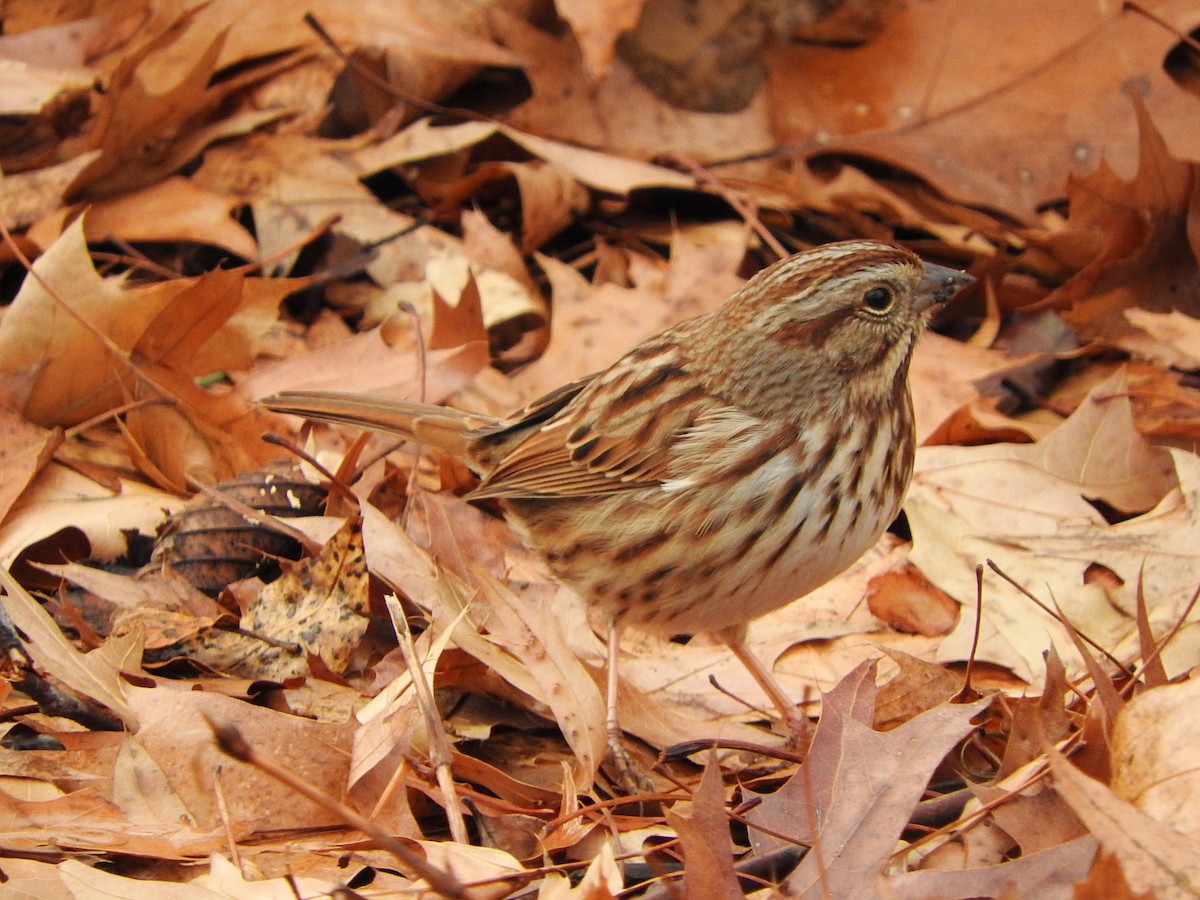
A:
[183, 519, 369, 680]
[1111, 678, 1200, 842]
[1050, 750, 1200, 899]
[909, 368, 1197, 684]
[30, 177, 256, 259]
[0, 410, 60, 525]
[0, 567, 140, 729]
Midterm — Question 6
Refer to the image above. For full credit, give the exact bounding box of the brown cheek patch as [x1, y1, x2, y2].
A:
[771, 310, 849, 349]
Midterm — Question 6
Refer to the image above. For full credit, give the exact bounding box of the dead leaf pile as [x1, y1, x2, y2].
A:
[2, 0, 1200, 896]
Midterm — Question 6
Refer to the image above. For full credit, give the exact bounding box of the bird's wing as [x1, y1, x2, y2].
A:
[470, 346, 734, 500]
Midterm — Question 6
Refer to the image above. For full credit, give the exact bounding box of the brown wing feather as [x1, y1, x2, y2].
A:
[470, 343, 727, 499]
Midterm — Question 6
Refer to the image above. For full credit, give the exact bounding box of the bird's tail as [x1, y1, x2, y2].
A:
[259, 390, 499, 461]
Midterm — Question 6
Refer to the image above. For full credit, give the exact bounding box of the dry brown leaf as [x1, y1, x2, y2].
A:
[0, 217, 155, 425]
[872, 649, 963, 729]
[744, 662, 988, 896]
[494, 12, 774, 162]
[556, 0, 645, 78]
[468, 571, 608, 786]
[1050, 749, 1200, 899]
[64, 9, 285, 200]
[866, 567, 959, 637]
[883, 836, 1099, 900]
[40, 563, 225, 649]
[1126, 308, 1200, 368]
[664, 753, 742, 899]
[0, 567, 142, 729]
[538, 841, 623, 898]
[0, 218, 296, 482]
[0, 50, 93, 118]
[0, 152, 101, 231]
[30, 176, 258, 259]
[0, 409, 59, 525]
[769, 0, 1200, 218]
[496, 160, 591, 254]
[909, 368, 1197, 685]
[0, 463, 179, 573]
[182, 519, 368, 680]
[910, 331, 1044, 442]
[1042, 102, 1200, 358]
[193, 133, 457, 282]
[499, 125, 696, 193]
[995, 646, 1072, 781]
[59, 853, 342, 899]
[1071, 852, 1158, 900]
[1110, 677, 1200, 842]
[0, 785, 221, 861]
[125, 683, 356, 833]
[243, 319, 489, 406]
[347, 118, 499, 173]
[982, 782, 1088, 856]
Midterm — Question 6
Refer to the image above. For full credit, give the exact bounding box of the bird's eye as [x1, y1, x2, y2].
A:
[863, 286, 893, 313]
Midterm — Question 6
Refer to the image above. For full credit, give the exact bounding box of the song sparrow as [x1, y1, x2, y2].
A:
[262, 240, 973, 777]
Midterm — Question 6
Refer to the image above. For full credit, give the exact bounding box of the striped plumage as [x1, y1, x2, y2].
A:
[263, 240, 973, 761]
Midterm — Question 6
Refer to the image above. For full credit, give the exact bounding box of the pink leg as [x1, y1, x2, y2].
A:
[717, 625, 807, 740]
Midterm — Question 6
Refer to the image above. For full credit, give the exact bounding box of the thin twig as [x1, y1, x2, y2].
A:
[954, 565, 985, 701]
[211, 765, 244, 876]
[1125, 1, 1200, 55]
[386, 594, 470, 845]
[985, 560, 1135, 677]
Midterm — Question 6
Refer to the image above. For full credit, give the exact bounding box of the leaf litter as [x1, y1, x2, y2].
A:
[2, 1, 1200, 896]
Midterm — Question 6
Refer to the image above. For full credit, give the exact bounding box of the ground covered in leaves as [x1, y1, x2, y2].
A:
[2, 1, 1200, 897]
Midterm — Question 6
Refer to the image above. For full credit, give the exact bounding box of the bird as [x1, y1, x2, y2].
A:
[261, 240, 974, 782]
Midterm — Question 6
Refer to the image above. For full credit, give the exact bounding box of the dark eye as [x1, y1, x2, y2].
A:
[863, 286, 893, 312]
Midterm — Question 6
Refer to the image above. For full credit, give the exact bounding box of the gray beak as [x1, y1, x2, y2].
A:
[918, 262, 975, 308]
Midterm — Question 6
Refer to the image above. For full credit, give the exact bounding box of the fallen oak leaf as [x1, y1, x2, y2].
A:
[664, 752, 743, 899]
[744, 661, 989, 897]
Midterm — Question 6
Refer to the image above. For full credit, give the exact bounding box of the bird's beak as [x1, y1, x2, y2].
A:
[918, 262, 975, 308]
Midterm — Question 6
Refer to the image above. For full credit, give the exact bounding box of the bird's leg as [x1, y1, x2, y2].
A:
[602, 620, 652, 791]
[606, 619, 623, 756]
[716, 624, 808, 743]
